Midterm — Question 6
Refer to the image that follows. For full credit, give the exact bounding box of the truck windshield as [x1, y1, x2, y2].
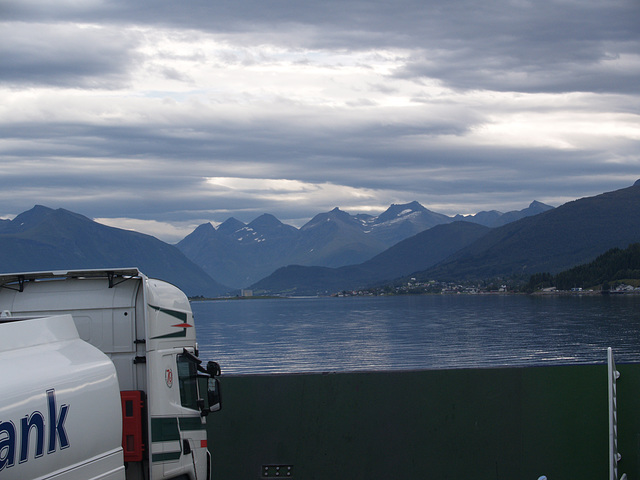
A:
[177, 354, 199, 410]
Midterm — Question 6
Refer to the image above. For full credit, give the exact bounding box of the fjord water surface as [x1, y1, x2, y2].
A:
[192, 294, 640, 374]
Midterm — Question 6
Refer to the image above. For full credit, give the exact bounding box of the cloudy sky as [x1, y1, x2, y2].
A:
[1, 0, 639, 242]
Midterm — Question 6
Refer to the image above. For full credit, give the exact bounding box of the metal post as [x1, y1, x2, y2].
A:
[608, 347, 627, 480]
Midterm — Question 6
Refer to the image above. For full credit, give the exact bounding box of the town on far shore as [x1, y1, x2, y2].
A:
[331, 278, 640, 297]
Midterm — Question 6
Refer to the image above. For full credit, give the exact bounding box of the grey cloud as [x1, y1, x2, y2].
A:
[8, 0, 638, 49]
[4, 0, 638, 94]
[2, 96, 482, 167]
[0, 22, 142, 88]
[397, 45, 640, 95]
[389, 1, 640, 94]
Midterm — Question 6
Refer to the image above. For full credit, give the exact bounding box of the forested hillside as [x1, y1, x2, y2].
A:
[528, 243, 640, 291]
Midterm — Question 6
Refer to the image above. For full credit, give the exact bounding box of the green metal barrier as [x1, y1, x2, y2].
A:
[207, 364, 640, 479]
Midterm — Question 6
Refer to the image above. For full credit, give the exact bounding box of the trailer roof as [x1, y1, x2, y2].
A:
[0, 268, 143, 288]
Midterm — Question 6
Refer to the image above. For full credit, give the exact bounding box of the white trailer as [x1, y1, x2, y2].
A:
[0, 268, 221, 480]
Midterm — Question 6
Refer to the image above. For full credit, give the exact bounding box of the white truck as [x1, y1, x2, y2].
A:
[0, 268, 221, 480]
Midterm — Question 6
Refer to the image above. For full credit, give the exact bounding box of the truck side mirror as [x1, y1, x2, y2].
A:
[207, 377, 221, 413]
[206, 361, 221, 377]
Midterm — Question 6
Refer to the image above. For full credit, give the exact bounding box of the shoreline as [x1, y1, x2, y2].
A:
[191, 289, 640, 301]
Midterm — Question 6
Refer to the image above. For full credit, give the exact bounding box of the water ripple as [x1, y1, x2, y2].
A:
[192, 295, 640, 374]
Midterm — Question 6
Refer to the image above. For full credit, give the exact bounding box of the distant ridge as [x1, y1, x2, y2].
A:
[250, 221, 491, 295]
[178, 200, 548, 288]
[413, 182, 640, 282]
[453, 201, 553, 227]
[0, 206, 228, 297]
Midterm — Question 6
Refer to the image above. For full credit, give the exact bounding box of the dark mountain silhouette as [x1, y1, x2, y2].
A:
[177, 202, 447, 288]
[251, 182, 640, 294]
[292, 207, 387, 266]
[178, 214, 304, 288]
[250, 221, 491, 295]
[0, 206, 228, 297]
[413, 182, 640, 282]
[364, 201, 452, 244]
[178, 200, 546, 288]
[453, 201, 553, 227]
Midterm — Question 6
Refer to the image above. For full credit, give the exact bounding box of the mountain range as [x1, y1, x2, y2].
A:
[251, 181, 640, 295]
[0, 182, 636, 297]
[177, 200, 552, 288]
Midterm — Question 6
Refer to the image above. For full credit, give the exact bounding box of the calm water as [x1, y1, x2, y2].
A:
[191, 294, 640, 374]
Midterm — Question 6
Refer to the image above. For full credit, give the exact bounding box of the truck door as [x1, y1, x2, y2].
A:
[175, 353, 209, 478]
[150, 350, 208, 480]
